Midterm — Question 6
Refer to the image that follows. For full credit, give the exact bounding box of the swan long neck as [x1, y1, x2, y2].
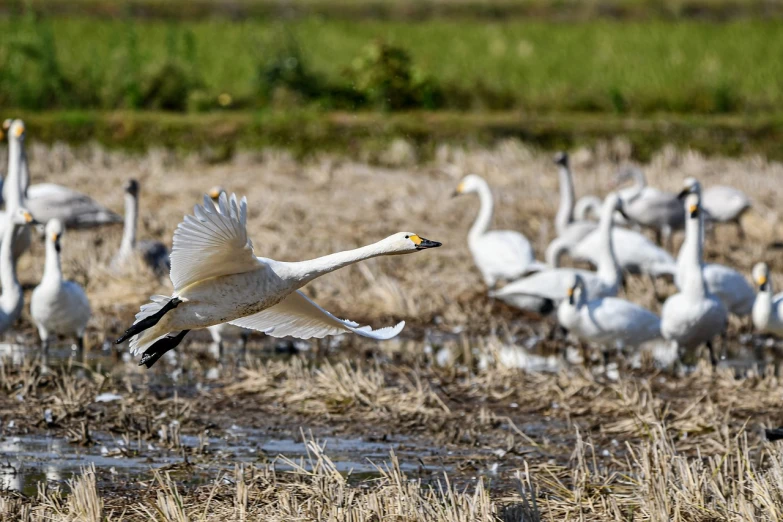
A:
[596, 199, 620, 284]
[555, 165, 575, 235]
[43, 238, 63, 285]
[468, 180, 494, 241]
[278, 240, 395, 286]
[0, 221, 22, 315]
[5, 136, 25, 211]
[681, 208, 707, 299]
[120, 192, 138, 255]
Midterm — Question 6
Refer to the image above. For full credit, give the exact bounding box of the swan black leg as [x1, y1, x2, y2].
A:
[116, 297, 182, 344]
[139, 330, 190, 368]
[706, 340, 718, 368]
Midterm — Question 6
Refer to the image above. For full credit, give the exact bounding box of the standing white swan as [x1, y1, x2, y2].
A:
[452, 174, 542, 288]
[752, 262, 783, 337]
[675, 178, 754, 317]
[551, 152, 597, 248]
[557, 272, 661, 363]
[30, 219, 92, 352]
[0, 120, 32, 259]
[661, 192, 727, 366]
[491, 192, 623, 314]
[0, 208, 37, 335]
[116, 193, 442, 367]
[112, 179, 170, 277]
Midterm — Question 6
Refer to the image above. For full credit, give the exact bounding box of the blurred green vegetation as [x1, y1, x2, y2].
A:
[4, 0, 783, 21]
[13, 110, 783, 162]
[1, 16, 782, 115]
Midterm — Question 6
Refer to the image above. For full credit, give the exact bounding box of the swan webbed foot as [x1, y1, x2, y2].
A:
[139, 330, 190, 368]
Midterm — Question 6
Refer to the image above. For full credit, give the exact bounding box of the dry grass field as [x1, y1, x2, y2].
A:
[3, 139, 783, 520]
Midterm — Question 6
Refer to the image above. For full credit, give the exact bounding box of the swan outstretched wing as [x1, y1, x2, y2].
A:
[229, 290, 405, 340]
[170, 193, 260, 291]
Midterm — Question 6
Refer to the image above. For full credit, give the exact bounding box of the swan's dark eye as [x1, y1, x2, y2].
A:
[405, 235, 409, 239]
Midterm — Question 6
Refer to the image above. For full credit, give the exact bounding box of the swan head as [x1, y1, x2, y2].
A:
[564, 272, 585, 306]
[452, 174, 487, 197]
[753, 262, 770, 292]
[381, 232, 442, 255]
[684, 192, 701, 219]
[124, 179, 140, 196]
[46, 219, 65, 253]
[553, 151, 569, 168]
[7, 120, 24, 142]
[677, 177, 701, 199]
[9, 207, 37, 226]
[208, 186, 226, 202]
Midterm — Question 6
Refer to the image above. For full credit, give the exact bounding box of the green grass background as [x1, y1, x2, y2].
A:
[2, 17, 783, 114]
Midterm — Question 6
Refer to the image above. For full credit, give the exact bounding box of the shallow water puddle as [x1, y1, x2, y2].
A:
[0, 428, 457, 495]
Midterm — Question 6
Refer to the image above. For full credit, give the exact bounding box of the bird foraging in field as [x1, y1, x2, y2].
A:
[751, 262, 783, 338]
[116, 192, 441, 368]
[30, 219, 92, 353]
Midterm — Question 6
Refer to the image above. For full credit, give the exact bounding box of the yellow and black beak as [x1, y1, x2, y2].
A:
[758, 275, 769, 291]
[51, 233, 61, 253]
[14, 123, 24, 138]
[451, 182, 465, 198]
[208, 189, 221, 200]
[688, 203, 699, 219]
[567, 286, 575, 305]
[410, 234, 442, 250]
[23, 211, 35, 224]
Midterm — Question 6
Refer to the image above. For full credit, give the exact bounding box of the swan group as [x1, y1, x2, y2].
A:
[0, 117, 769, 377]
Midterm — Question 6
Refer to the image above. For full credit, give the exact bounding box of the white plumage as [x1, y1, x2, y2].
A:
[661, 191, 727, 365]
[0, 207, 36, 335]
[674, 178, 754, 316]
[751, 262, 783, 337]
[453, 174, 542, 288]
[0, 120, 32, 259]
[119, 193, 441, 367]
[702, 185, 751, 236]
[30, 219, 91, 351]
[557, 272, 661, 351]
[491, 192, 623, 314]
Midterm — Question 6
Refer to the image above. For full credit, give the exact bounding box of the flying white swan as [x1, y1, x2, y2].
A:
[116, 193, 442, 367]
[751, 262, 783, 337]
[614, 166, 684, 249]
[557, 272, 661, 363]
[203, 186, 253, 356]
[0, 120, 32, 259]
[1, 119, 121, 230]
[0, 207, 37, 335]
[702, 185, 751, 239]
[675, 178, 754, 317]
[112, 179, 170, 277]
[30, 219, 92, 352]
[491, 192, 623, 315]
[452, 174, 543, 288]
[661, 192, 727, 366]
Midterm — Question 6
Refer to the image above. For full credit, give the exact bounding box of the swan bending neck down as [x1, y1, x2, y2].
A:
[0, 208, 37, 334]
[117, 193, 441, 368]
